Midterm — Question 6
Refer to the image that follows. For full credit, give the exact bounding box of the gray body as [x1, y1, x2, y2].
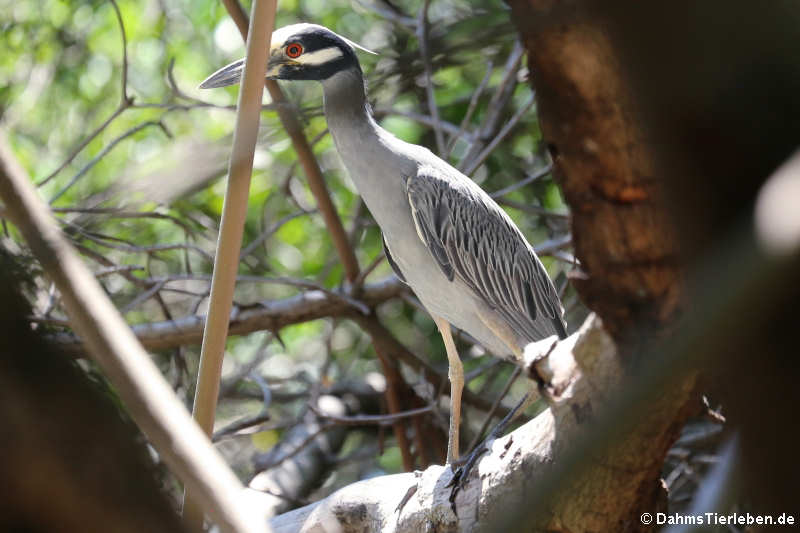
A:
[322, 69, 565, 359]
[200, 23, 567, 463]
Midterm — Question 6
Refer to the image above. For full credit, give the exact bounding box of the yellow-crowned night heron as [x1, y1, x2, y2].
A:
[201, 23, 567, 466]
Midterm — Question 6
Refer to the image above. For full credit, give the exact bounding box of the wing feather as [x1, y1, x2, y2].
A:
[407, 166, 566, 342]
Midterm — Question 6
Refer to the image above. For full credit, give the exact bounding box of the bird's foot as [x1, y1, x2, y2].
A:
[446, 443, 489, 513]
[446, 392, 531, 513]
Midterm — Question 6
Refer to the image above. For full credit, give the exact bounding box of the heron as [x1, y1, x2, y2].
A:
[201, 23, 567, 467]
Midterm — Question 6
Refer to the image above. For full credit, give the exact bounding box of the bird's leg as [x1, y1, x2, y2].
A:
[448, 307, 542, 507]
[448, 378, 540, 512]
[448, 386, 535, 488]
[432, 315, 463, 465]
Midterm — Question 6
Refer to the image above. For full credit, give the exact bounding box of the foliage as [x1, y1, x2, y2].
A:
[1, 0, 581, 504]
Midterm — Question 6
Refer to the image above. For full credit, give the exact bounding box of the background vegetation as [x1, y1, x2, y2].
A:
[10, 1, 792, 530]
[2, 0, 585, 501]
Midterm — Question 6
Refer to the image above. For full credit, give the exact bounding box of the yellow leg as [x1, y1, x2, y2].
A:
[433, 315, 463, 464]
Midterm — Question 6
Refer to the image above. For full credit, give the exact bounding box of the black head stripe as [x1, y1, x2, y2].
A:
[295, 28, 349, 53]
[270, 25, 363, 81]
[286, 28, 360, 79]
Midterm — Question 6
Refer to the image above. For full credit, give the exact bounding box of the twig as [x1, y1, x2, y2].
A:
[70, 231, 215, 263]
[249, 370, 273, 410]
[464, 357, 503, 384]
[141, 273, 372, 315]
[239, 209, 313, 260]
[462, 93, 535, 176]
[111, 0, 129, 103]
[371, 339, 415, 471]
[121, 280, 166, 314]
[53, 206, 197, 235]
[495, 197, 570, 219]
[49, 120, 170, 204]
[490, 163, 552, 198]
[256, 422, 338, 471]
[353, 251, 388, 287]
[416, 0, 446, 154]
[309, 402, 434, 426]
[354, 0, 417, 28]
[212, 414, 292, 442]
[94, 263, 145, 278]
[459, 40, 524, 172]
[445, 60, 494, 158]
[373, 107, 465, 137]
[466, 366, 522, 453]
[37, 0, 133, 188]
[533, 234, 573, 256]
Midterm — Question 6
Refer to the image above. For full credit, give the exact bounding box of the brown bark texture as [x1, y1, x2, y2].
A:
[595, 1, 800, 518]
[509, 0, 682, 353]
[504, 1, 695, 529]
[0, 252, 187, 533]
[509, 0, 800, 525]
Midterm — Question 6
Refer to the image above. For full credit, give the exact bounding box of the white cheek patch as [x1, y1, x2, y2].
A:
[299, 47, 344, 66]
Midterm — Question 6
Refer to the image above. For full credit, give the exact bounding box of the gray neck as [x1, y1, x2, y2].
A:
[319, 66, 413, 230]
[321, 68, 370, 124]
[321, 68, 383, 154]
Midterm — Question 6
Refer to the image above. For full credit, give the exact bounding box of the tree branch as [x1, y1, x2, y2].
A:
[0, 133, 267, 533]
[183, 0, 277, 527]
[508, 0, 681, 351]
[48, 277, 405, 353]
[266, 315, 640, 533]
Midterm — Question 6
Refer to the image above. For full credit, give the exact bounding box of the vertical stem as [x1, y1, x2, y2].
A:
[221, 0, 361, 283]
[183, 0, 277, 529]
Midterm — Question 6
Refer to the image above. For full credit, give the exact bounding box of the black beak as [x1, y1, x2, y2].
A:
[198, 58, 245, 89]
[199, 55, 290, 89]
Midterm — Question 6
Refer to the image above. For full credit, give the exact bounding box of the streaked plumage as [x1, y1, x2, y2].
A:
[406, 166, 566, 346]
[201, 23, 567, 464]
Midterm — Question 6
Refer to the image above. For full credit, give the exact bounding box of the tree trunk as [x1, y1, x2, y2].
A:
[508, 0, 683, 354]
[0, 252, 187, 533]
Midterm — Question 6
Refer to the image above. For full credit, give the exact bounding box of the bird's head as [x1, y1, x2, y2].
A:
[199, 23, 375, 89]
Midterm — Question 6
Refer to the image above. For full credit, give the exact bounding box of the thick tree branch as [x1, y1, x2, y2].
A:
[0, 253, 185, 532]
[266, 315, 684, 533]
[0, 133, 268, 533]
[49, 277, 405, 353]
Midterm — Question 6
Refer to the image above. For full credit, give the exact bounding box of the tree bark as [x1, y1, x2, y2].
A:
[268, 315, 619, 533]
[0, 251, 187, 533]
[508, 0, 682, 353]
[507, 0, 800, 524]
[265, 315, 697, 532]
[501, 2, 697, 528]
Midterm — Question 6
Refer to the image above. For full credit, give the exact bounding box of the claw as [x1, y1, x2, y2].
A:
[447, 442, 490, 514]
[446, 391, 534, 514]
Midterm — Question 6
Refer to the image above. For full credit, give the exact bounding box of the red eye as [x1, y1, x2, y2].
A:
[286, 43, 303, 58]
